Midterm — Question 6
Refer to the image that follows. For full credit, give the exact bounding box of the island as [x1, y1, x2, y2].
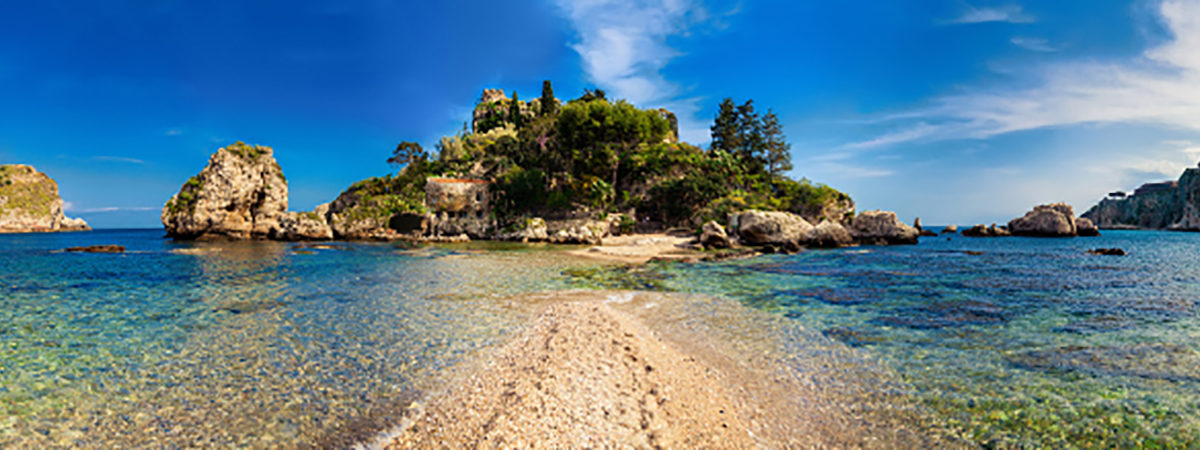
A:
[0, 164, 89, 233]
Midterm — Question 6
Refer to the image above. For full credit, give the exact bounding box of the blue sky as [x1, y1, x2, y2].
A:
[2, 0, 1198, 227]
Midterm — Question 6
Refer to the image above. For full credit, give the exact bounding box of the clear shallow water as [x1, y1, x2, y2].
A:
[589, 230, 1200, 447]
[5, 229, 1200, 447]
[0, 230, 586, 447]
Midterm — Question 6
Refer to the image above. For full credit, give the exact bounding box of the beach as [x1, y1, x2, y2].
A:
[374, 290, 940, 448]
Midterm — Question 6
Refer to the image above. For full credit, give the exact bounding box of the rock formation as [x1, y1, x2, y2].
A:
[1008, 203, 1078, 237]
[806, 220, 855, 248]
[0, 164, 89, 233]
[271, 206, 334, 241]
[162, 142, 289, 240]
[849, 210, 918, 245]
[699, 221, 731, 249]
[1075, 217, 1099, 237]
[1081, 163, 1200, 230]
[498, 217, 549, 242]
[941, 224, 958, 234]
[732, 210, 813, 246]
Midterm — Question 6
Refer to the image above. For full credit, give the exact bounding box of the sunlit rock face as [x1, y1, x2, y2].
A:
[162, 142, 288, 240]
[0, 164, 89, 233]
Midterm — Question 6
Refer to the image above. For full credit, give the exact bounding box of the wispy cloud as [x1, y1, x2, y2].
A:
[165, 128, 183, 136]
[849, 0, 1200, 149]
[553, 0, 734, 143]
[944, 4, 1034, 24]
[68, 206, 158, 213]
[92, 156, 146, 164]
[1010, 36, 1058, 52]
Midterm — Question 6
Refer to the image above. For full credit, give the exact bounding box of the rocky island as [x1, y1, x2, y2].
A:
[163, 83, 926, 253]
[0, 164, 89, 233]
[1081, 161, 1200, 230]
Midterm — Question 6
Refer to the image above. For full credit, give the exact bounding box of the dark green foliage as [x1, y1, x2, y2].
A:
[362, 81, 849, 230]
[540, 80, 556, 116]
[388, 141, 428, 168]
[509, 92, 523, 129]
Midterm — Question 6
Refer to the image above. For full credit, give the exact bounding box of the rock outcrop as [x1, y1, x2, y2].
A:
[162, 142, 287, 239]
[806, 220, 855, 248]
[547, 219, 610, 245]
[498, 217, 549, 242]
[732, 211, 813, 246]
[1075, 217, 1099, 237]
[1081, 164, 1200, 230]
[849, 210, 918, 245]
[0, 164, 89, 233]
[1008, 203, 1078, 237]
[699, 221, 732, 249]
[941, 224, 958, 234]
[271, 207, 334, 241]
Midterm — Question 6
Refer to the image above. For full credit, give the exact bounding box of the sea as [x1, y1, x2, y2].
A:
[1, 228, 1198, 447]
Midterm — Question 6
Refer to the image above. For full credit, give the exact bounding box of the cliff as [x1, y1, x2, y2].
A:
[0, 164, 89, 233]
[1081, 165, 1200, 230]
[162, 142, 330, 240]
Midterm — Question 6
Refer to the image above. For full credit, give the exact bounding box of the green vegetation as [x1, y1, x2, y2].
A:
[0, 167, 58, 218]
[166, 176, 203, 215]
[224, 141, 270, 161]
[350, 80, 851, 229]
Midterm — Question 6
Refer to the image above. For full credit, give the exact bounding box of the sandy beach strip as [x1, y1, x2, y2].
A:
[564, 233, 708, 265]
[373, 290, 948, 448]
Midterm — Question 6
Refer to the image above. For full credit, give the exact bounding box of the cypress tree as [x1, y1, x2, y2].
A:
[509, 92, 522, 128]
[540, 80, 556, 116]
[761, 109, 792, 175]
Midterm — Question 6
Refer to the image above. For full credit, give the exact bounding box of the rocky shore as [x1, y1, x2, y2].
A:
[0, 164, 89, 233]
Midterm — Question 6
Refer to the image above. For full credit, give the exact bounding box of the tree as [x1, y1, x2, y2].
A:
[761, 109, 792, 176]
[388, 141, 428, 169]
[540, 80, 556, 116]
[509, 92, 523, 128]
[710, 98, 740, 155]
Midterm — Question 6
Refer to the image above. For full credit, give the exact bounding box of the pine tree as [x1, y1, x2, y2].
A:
[761, 109, 792, 176]
[540, 80, 556, 116]
[509, 92, 522, 128]
[710, 98, 740, 155]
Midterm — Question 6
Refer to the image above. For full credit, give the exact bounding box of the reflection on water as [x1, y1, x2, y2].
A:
[572, 230, 1200, 447]
[0, 231, 581, 448]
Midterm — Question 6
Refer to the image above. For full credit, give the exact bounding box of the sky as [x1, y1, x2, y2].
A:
[2, 0, 1199, 228]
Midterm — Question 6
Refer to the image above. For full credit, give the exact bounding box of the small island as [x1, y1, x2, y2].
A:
[0, 164, 89, 233]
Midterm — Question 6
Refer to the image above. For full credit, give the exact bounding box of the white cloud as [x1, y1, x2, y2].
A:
[92, 155, 146, 164]
[165, 128, 182, 136]
[73, 206, 158, 213]
[553, 0, 730, 143]
[945, 4, 1034, 24]
[1010, 36, 1058, 52]
[850, 0, 1200, 149]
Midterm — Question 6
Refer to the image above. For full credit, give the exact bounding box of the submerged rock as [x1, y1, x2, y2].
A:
[1087, 248, 1127, 256]
[699, 220, 732, 249]
[63, 245, 124, 253]
[162, 142, 287, 240]
[1008, 203, 1077, 237]
[733, 210, 812, 246]
[0, 164, 89, 233]
[849, 210, 918, 245]
[1008, 343, 1200, 382]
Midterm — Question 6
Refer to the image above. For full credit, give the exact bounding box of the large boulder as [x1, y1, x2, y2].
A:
[849, 210, 918, 245]
[1008, 203, 1077, 237]
[733, 211, 813, 246]
[547, 219, 610, 245]
[497, 217, 549, 242]
[962, 224, 992, 237]
[806, 220, 855, 248]
[0, 164, 89, 233]
[271, 211, 334, 241]
[162, 142, 287, 239]
[699, 220, 732, 249]
[1075, 217, 1100, 236]
[941, 224, 958, 234]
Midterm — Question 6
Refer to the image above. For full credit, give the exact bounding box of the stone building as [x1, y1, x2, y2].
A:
[424, 177, 490, 220]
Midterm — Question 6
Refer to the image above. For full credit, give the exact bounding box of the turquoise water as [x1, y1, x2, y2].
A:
[591, 230, 1200, 447]
[0, 230, 584, 447]
[4, 229, 1199, 447]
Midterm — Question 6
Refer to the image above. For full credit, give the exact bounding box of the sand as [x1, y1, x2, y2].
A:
[565, 233, 706, 265]
[374, 290, 947, 449]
